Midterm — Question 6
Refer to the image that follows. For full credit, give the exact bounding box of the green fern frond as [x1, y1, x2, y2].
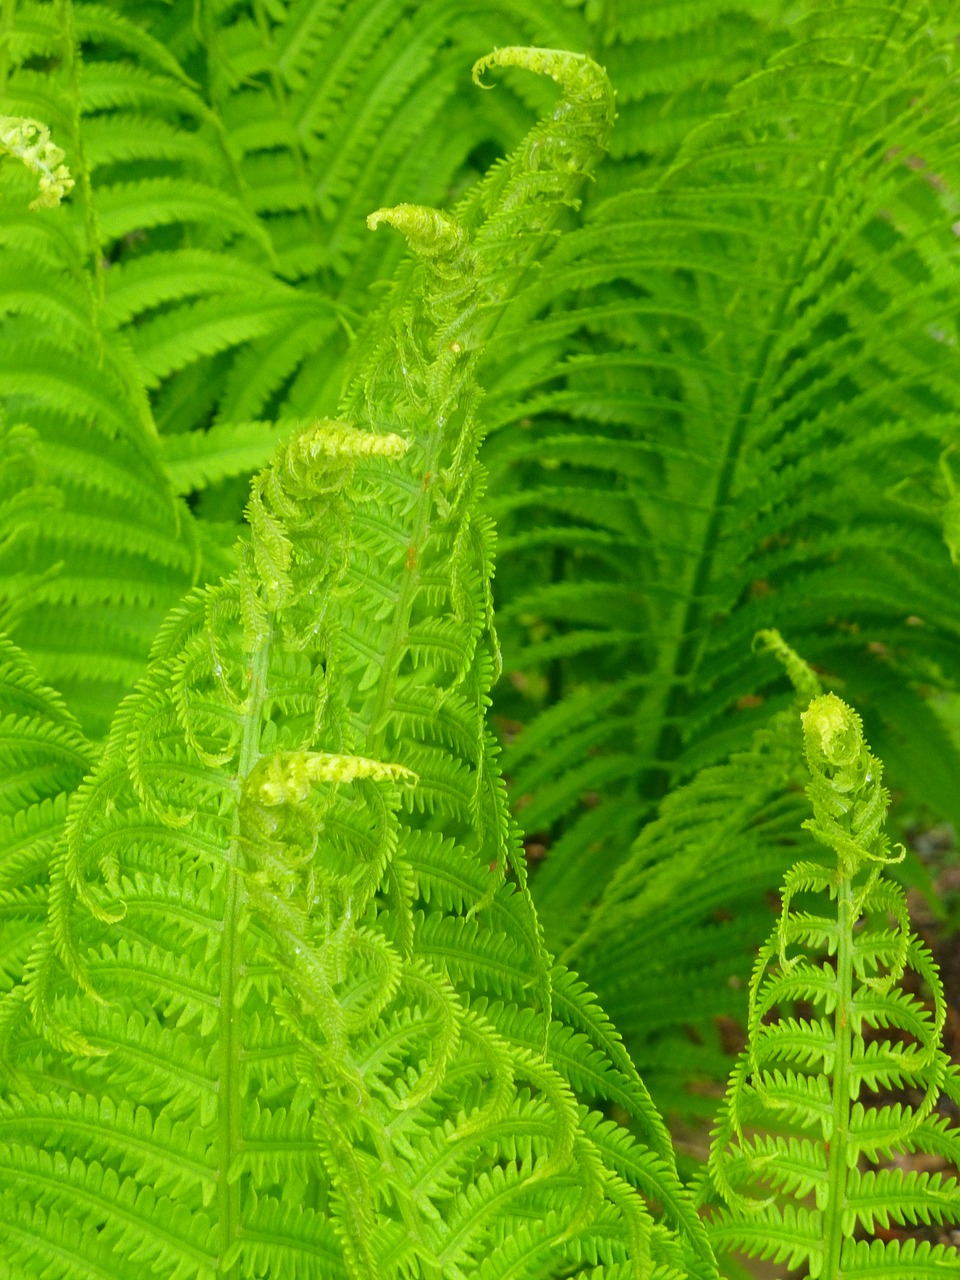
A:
[704, 693, 960, 1279]
[0, 632, 91, 996]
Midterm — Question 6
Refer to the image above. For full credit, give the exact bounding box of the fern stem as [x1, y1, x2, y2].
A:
[217, 625, 272, 1276]
[824, 873, 854, 1280]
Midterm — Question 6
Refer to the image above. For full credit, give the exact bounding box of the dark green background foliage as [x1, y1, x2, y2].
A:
[0, 1, 956, 1277]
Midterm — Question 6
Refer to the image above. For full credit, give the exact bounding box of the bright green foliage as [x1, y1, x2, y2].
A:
[494, 0, 960, 907]
[0, 4, 956, 1278]
[0, 45, 715, 1280]
[705, 693, 960, 1277]
[0, 632, 90, 995]
[484, 0, 960, 1102]
[50, 0, 595, 466]
[564, 631, 824, 1113]
[0, 2, 208, 733]
[0, 0, 595, 732]
[589, 0, 792, 171]
[0, 420, 94, 987]
[0, 116, 72, 208]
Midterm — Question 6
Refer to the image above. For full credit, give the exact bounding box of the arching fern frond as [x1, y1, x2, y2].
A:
[125, 0, 598, 462]
[0, 48, 714, 1280]
[703, 692, 960, 1277]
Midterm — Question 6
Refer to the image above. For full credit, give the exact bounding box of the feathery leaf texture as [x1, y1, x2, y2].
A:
[0, 0, 602, 735]
[0, 3, 206, 733]
[704, 693, 960, 1278]
[45, 0, 593, 468]
[480, 0, 960, 1104]
[0, 3, 957, 1275]
[0, 630, 90, 996]
[563, 632, 823, 1114]
[0, 47, 714, 1280]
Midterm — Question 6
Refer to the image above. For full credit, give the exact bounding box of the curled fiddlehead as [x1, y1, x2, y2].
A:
[0, 116, 72, 209]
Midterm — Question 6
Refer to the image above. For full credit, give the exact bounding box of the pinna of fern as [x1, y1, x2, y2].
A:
[0, 417, 93, 993]
[704, 691, 960, 1278]
[0, 630, 90, 997]
[0, 47, 713, 1280]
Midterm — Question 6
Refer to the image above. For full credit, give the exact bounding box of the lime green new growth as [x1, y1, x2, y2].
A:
[706, 694, 960, 1277]
[0, 44, 714, 1280]
[0, 116, 72, 210]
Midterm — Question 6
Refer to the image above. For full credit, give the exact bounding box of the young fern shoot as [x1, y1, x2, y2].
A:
[0, 117, 72, 209]
[705, 693, 960, 1278]
[0, 47, 713, 1280]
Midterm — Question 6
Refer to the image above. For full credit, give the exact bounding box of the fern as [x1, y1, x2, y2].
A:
[0, 114, 72, 208]
[0, 4, 957, 1274]
[704, 691, 960, 1277]
[587, 0, 793, 172]
[88, 0, 596, 473]
[0, 46, 714, 1280]
[0, 3, 212, 732]
[0, 2, 606, 712]
[562, 632, 822, 1116]
[479, 0, 960, 1102]
[0, 630, 90, 995]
